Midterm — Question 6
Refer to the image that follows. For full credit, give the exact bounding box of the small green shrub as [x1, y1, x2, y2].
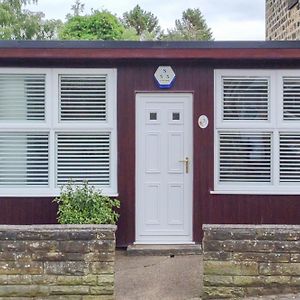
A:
[54, 181, 120, 224]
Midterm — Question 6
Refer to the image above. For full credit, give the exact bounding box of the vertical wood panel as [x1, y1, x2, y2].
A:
[0, 198, 57, 224]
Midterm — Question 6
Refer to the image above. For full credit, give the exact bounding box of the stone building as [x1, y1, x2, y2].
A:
[266, 0, 300, 40]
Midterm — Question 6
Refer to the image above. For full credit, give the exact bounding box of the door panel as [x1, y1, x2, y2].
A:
[145, 132, 161, 173]
[136, 93, 193, 243]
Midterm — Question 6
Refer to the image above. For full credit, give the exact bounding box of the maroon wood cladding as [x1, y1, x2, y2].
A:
[0, 56, 300, 247]
[0, 198, 57, 225]
[2, 47, 300, 60]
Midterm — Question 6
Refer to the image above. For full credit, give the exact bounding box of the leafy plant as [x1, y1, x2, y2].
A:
[54, 181, 120, 224]
[59, 9, 124, 40]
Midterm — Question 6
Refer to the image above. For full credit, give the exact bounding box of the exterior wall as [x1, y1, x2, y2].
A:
[0, 57, 300, 247]
[266, 0, 300, 40]
[0, 225, 116, 299]
[203, 224, 300, 299]
[116, 60, 300, 246]
[0, 198, 57, 224]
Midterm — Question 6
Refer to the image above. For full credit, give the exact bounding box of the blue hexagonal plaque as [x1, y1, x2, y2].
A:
[154, 66, 176, 89]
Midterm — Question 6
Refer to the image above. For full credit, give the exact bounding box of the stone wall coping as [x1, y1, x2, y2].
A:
[203, 224, 300, 230]
[0, 224, 117, 231]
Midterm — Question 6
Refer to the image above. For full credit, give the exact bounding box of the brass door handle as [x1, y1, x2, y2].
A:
[179, 157, 189, 173]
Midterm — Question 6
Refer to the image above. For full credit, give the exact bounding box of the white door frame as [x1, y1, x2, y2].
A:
[135, 93, 193, 244]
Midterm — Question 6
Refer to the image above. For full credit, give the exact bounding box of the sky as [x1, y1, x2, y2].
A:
[27, 0, 266, 41]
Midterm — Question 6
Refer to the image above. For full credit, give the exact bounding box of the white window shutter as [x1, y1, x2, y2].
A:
[0, 133, 48, 186]
[219, 132, 271, 183]
[222, 77, 269, 121]
[283, 77, 300, 120]
[0, 74, 46, 121]
[59, 75, 107, 121]
[280, 133, 300, 182]
[56, 133, 111, 186]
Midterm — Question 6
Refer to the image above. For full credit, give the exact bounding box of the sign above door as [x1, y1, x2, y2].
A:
[154, 66, 176, 89]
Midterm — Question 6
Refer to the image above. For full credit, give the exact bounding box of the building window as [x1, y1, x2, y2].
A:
[215, 69, 300, 194]
[0, 68, 117, 196]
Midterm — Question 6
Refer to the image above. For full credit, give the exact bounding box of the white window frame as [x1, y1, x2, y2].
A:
[214, 69, 300, 195]
[0, 68, 117, 197]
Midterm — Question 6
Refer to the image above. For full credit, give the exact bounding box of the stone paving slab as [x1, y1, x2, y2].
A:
[115, 250, 202, 300]
[208, 293, 300, 300]
[243, 294, 300, 300]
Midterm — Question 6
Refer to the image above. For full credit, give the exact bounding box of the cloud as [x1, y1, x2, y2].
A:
[213, 20, 265, 40]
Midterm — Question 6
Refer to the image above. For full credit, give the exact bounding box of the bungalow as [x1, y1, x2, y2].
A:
[0, 40, 300, 247]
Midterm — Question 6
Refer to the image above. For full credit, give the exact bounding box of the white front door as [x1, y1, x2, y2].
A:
[136, 93, 193, 244]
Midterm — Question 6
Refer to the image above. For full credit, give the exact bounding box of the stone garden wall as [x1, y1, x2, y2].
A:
[203, 224, 300, 299]
[0, 224, 116, 299]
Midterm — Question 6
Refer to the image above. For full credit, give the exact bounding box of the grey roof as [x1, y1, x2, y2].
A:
[1, 40, 300, 49]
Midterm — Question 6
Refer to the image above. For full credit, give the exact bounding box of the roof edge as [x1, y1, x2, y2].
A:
[1, 40, 300, 49]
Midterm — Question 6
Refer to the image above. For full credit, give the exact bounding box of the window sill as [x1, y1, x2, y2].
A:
[0, 189, 119, 198]
[210, 190, 300, 195]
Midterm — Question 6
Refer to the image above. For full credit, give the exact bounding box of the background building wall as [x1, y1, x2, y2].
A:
[266, 0, 300, 40]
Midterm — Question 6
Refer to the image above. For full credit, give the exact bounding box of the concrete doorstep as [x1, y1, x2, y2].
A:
[115, 249, 203, 300]
[126, 244, 202, 256]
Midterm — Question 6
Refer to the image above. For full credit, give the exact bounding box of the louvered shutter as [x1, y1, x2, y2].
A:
[219, 132, 271, 183]
[59, 75, 107, 121]
[222, 77, 269, 121]
[0, 74, 45, 121]
[280, 133, 300, 182]
[283, 77, 300, 120]
[56, 133, 110, 186]
[0, 133, 48, 186]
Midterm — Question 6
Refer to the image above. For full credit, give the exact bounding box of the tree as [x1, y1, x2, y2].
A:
[59, 10, 124, 40]
[71, 0, 84, 17]
[121, 5, 162, 40]
[0, 0, 62, 40]
[163, 8, 213, 41]
[37, 19, 63, 40]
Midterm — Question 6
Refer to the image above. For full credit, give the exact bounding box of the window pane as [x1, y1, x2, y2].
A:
[0, 74, 45, 121]
[222, 77, 269, 121]
[219, 132, 271, 183]
[59, 75, 107, 121]
[149, 112, 157, 120]
[280, 133, 300, 182]
[56, 133, 110, 186]
[283, 77, 300, 120]
[0, 133, 48, 186]
[172, 112, 180, 120]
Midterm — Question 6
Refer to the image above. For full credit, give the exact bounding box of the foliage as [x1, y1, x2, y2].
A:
[0, 1, 214, 42]
[121, 27, 140, 41]
[38, 19, 63, 40]
[0, 0, 62, 39]
[121, 5, 162, 40]
[59, 9, 124, 40]
[54, 181, 120, 225]
[163, 8, 213, 41]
